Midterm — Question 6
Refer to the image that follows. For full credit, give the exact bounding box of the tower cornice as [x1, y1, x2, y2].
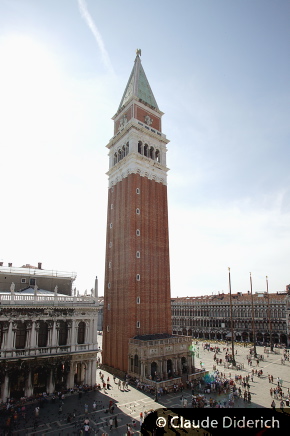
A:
[106, 119, 169, 150]
[106, 152, 169, 187]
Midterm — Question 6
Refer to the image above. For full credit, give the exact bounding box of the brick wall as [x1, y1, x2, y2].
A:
[102, 173, 172, 372]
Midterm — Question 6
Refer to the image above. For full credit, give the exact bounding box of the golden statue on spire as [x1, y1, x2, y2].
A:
[136, 48, 141, 57]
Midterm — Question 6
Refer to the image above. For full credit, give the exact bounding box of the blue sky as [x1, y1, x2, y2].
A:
[0, 0, 289, 296]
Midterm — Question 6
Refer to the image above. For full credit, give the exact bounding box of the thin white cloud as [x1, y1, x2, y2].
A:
[77, 0, 114, 74]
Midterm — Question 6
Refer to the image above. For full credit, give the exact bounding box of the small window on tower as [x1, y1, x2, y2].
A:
[137, 297, 140, 304]
[109, 261, 112, 268]
[107, 303, 110, 310]
[107, 326, 110, 332]
[111, 204, 113, 209]
[136, 251, 140, 258]
[109, 242, 112, 248]
[137, 321, 140, 328]
[136, 229, 140, 236]
[136, 188, 140, 194]
[136, 274, 140, 281]
[136, 208, 140, 215]
[108, 282, 111, 289]
[110, 223, 113, 228]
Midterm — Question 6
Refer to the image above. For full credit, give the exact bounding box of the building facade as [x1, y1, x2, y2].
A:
[102, 51, 193, 379]
[0, 269, 99, 402]
[0, 262, 76, 296]
[172, 290, 290, 346]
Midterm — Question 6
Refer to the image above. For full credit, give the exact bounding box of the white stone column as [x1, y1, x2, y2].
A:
[25, 371, 33, 397]
[85, 360, 91, 384]
[81, 362, 86, 384]
[30, 321, 37, 350]
[11, 322, 18, 349]
[5, 322, 14, 350]
[67, 363, 75, 389]
[141, 361, 145, 379]
[85, 322, 89, 345]
[47, 369, 55, 394]
[91, 318, 96, 348]
[90, 359, 96, 386]
[1, 375, 9, 403]
[71, 320, 76, 352]
[51, 321, 58, 350]
[2, 322, 10, 351]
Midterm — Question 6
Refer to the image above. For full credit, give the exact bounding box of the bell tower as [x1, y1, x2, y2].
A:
[102, 51, 173, 374]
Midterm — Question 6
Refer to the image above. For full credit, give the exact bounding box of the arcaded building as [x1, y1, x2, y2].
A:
[102, 51, 193, 380]
[0, 265, 99, 401]
[172, 289, 290, 346]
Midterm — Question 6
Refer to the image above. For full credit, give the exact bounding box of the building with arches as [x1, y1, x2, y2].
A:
[0, 265, 99, 402]
[172, 289, 290, 346]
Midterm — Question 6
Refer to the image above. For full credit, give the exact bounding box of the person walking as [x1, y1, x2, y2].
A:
[271, 399, 276, 410]
[109, 417, 113, 430]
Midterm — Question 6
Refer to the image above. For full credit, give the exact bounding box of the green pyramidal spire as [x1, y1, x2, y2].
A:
[118, 50, 159, 110]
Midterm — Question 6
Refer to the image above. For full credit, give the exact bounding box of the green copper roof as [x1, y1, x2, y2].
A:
[118, 54, 159, 110]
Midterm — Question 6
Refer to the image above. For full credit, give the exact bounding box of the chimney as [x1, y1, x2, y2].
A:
[8, 263, 12, 267]
[38, 262, 42, 269]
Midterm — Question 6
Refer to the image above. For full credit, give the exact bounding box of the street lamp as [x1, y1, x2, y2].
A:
[228, 268, 236, 366]
[250, 273, 257, 358]
[266, 276, 273, 352]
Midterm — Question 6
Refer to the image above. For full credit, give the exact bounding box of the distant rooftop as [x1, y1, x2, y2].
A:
[0, 263, 76, 280]
[171, 292, 288, 303]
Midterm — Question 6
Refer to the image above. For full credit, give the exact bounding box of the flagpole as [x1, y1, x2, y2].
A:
[266, 276, 273, 352]
[228, 268, 236, 366]
[250, 272, 257, 358]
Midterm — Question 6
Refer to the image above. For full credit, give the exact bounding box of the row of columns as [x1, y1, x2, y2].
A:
[135, 356, 193, 380]
[1, 318, 97, 351]
[0, 358, 97, 402]
[182, 329, 288, 346]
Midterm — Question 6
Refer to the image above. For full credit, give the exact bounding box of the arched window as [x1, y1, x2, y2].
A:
[118, 149, 122, 162]
[15, 322, 27, 349]
[149, 146, 154, 159]
[125, 142, 129, 156]
[156, 149, 160, 163]
[58, 321, 68, 346]
[114, 153, 117, 165]
[38, 321, 48, 347]
[78, 321, 86, 344]
[144, 144, 148, 157]
[138, 141, 142, 154]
